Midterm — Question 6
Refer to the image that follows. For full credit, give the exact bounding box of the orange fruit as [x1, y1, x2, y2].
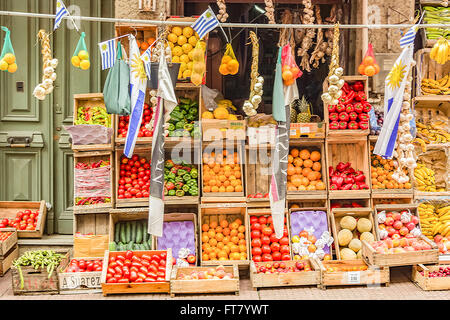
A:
[293, 158, 303, 167]
[230, 244, 239, 253]
[364, 65, 375, 76]
[208, 252, 217, 260]
[237, 232, 245, 239]
[238, 225, 245, 233]
[373, 63, 380, 74]
[211, 186, 219, 192]
[219, 63, 230, 75]
[235, 185, 243, 192]
[209, 238, 218, 247]
[358, 63, 366, 75]
[218, 250, 228, 258]
[282, 69, 293, 82]
[215, 233, 224, 242]
[217, 242, 224, 249]
[202, 234, 209, 243]
[202, 253, 209, 261]
[215, 226, 223, 233]
[226, 186, 234, 192]
[362, 56, 374, 66]
[222, 236, 230, 244]
[219, 186, 226, 193]
[220, 220, 229, 228]
[239, 239, 246, 245]
[202, 224, 209, 232]
[290, 148, 299, 157]
[302, 167, 312, 177]
[312, 162, 321, 172]
[239, 244, 246, 253]
[288, 155, 294, 163]
[210, 221, 218, 229]
[226, 59, 239, 75]
[303, 159, 313, 168]
[299, 149, 310, 160]
[222, 228, 230, 236]
[310, 151, 321, 162]
[207, 229, 216, 238]
[230, 229, 238, 236]
[231, 236, 239, 244]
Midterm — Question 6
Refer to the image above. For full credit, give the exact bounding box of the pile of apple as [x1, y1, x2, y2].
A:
[377, 210, 421, 240]
[177, 265, 234, 280]
[117, 154, 151, 199]
[250, 215, 291, 262]
[434, 235, 450, 255]
[370, 237, 433, 254]
[420, 266, 450, 278]
[117, 103, 154, 138]
[255, 261, 312, 274]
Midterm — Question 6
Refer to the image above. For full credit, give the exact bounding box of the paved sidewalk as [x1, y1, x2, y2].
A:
[0, 267, 449, 300]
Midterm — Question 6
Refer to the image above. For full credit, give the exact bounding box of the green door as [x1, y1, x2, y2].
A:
[0, 0, 114, 234]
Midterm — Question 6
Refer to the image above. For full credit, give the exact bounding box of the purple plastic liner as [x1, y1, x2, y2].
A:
[157, 220, 196, 258]
[289, 210, 330, 254]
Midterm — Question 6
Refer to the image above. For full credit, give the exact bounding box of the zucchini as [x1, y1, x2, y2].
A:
[142, 220, 148, 242]
[136, 221, 143, 244]
[114, 223, 121, 243]
[131, 221, 137, 242]
[126, 222, 131, 243]
[120, 223, 126, 244]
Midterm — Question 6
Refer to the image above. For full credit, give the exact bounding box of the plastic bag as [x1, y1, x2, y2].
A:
[103, 41, 131, 115]
[281, 44, 301, 86]
[201, 84, 221, 111]
[219, 43, 239, 75]
[190, 40, 206, 86]
[71, 32, 90, 70]
[74, 165, 111, 198]
[358, 43, 379, 77]
[0, 26, 17, 73]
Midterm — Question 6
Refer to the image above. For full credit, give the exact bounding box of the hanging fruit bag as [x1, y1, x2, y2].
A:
[71, 32, 90, 70]
[190, 40, 206, 86]
[281, 44, 301, 86]
[358, 43, 379, 77]
[0, 26, 17, 73]
[219, 43, 239, 75]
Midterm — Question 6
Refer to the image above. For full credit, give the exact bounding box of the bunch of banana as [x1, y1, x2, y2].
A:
[423, 6, 450, 40]
[414, 121, 450, 151]
[430, 37, 450, 65]
[418, 203, 440, 239]
[414, 163, 438, 192]
[217, 99, 237, 113]
[421, 75, 450, 95]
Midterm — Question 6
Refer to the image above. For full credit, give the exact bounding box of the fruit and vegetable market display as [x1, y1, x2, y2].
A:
[164, 160, 199, 197]
[111, 220, 153, 252]
[329, 162, 369, 191]
[0, 210, 39, 231]
[287, 148, 326, 192]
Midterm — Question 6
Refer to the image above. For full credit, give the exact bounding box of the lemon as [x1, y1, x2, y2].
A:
[227, 114, 238, 120]
[71, 56, 81, 67]
[177, 35, 187, 46]
[80, 60, 90, 70]
[167, 33, 178, 43]
[3, 53, 15, 65]
[182, 27, 194, 38]
[182, 69, 191, 78]
[178, 68, 183, 79]
[7, 63, 17, 73]
[291, 235, 300, 243]
[78, 50, 89, 60]
[0, 59, 8, 71]
[187, 61, 193, 70]
[179, 62, 187, 73]
[168, 41, 174, 49]
[172, 46, 183, 57]
[192, 48, 204, 61]
[182, 43, 193, 54]
[192, 61, 206, 74]
[172, 56, 180, 63]
[188, 50, 194, 60]
[202, 111, 214, 119]
[188, 36, 197, 47]
[172, 26, 182, 36]
[179, 54, 190, 64]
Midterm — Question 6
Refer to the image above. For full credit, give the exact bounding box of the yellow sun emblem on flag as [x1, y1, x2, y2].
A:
[386, 60, 407, 90]
[130, 53, 147, 81]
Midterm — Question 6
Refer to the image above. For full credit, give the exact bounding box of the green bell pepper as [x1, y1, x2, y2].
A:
[186, 179, 197, 187]
[175, 176, 184, 183]
[167, 172, 176, 181]
[183, 173, 191, 182]
[182, 184, 190, 193]
[183, 123, 194, 132]
[177, 169, 187, 176]
[176, 190, 185, 197]
[168, 123, 175, 131]
[190, 168, 198, 179]
[175, 120, 186, 129]
[168, 189, 176, 196]
[189, 187, 198, 196]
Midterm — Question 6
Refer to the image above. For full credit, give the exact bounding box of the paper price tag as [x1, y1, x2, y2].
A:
[290, 129, 297, 136]
[347, 271, 361, 284]
[300, 127, 310, 134]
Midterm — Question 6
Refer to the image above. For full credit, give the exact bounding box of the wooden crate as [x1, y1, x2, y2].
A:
[323, 76, 370, 139]
[250, 259, 320, 289]
[247, 208, 292, 261]
[0, 245, 19, 276]
[314, 259, 389, 289]
[326, 137, 371, 199]
[0, 228, 17, 256]
[109, 208, 155, 250]
[361, 235, 439, 267]
[287, 139, 327, 199]
[72, 93, 114, 151]
[201, 117, 246, 141]
[73, 151, 114, 213]
[245, 145, 271, 206]
[373, 204, 421, 240]
[170, 265, 239, 297]
[199, 203, 249, 268]
[0, 201, 47, 238]
[100, 249, 172, 296]
[114, 23, 157, 58]
[11, 249, 70, 295]
[288, 198, 328, 210]
[412, 264, 450, 291]
[115, 147, 151, 208]
[74, 213, 109, 235]
[290, 123, 326, 139]
[415, 48, 450, 96]
[371, 197, 414, 208]
[155, 213, 198, 265]
[58, 257, 103, 294]
[201, 141, 245, 198]
[330, 207, 376, 260]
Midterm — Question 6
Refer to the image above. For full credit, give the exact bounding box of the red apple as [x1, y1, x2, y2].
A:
[411, 216, 420, 225]
[295, 262, 304, 270]
[385, 217, 394, 226]
[406, 222, 415, 231]
[393, 220, 403, 230]
[392, 212, 401, 221]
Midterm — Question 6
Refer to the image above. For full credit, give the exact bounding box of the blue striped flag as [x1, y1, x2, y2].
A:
[98, 39, 117, 70]
[54, 0, 69, 31]
[140, 46, 152, 80]
[399, 25, 418, 48]
[191, 8, 219, 40]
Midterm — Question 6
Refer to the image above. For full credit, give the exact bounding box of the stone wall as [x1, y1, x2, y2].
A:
[115, 0, 171, 20]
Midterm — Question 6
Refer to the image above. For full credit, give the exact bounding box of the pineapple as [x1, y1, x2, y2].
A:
[296, 96, 311, 123]
[290, 100, 298, 123]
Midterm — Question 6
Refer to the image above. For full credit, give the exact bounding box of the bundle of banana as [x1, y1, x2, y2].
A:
[421, 75, 450, 95]
[414, 120, 450, 152]
[430, 37, 450, 65]
[414, 163, 438, 192]
[420, 202, 450, 239]
[247, 113, 277, 127]
[423, 6, 450, 40]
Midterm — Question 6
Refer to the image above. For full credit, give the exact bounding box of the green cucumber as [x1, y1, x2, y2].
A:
[131, 221, 137, 242]
[133, 243, 139, 250]
[117, 242, 124, 251]
[143, 242, 149, 250]
[142, 220, 148, 242]
[109, 242, 116, 251]
[120, 223, 126, 244]
[147, 238, 152, 249]
[136, 221, 143, 244]
[127, 241, 134, 251]
[114, 223, 121, 243]
[126, 222, 131, 243]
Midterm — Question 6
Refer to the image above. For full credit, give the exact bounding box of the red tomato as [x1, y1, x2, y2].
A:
[279, 237, 289, 246]
[251, 222, 261, 231]
[107, 277, 117, 283]
[160, 252, 167, 260]
[252, 247, 262, 257]
[267, 216, 273, 224]
[124, 259, 132, 267]
[129, 271, 138, 282]
[258, 216, 267, 225]
[251, 238, 262, 248]
[253, 255, 262, 262]
[157, 271, 165, 278]
[261, 236, 271, 245]
[251, 230, 261, 239]
[261, 245, 271, 254]
[270, 242, 280, 252]
[272, 251, 282, 261]
[157, 266, 166, 272]
[116, 255, 126, 261]
[262, 253, 273, 262]
[116, 260, 124, 267]
[117, 278, 129, 283]
[280, 245, 290, 254]
[262, 227, 273, 236]
[156, 277, 165, 282]
[125, 250, 133, 260]
[250, 216, 258, 224]
[270, 233, 279, 243]
[281, 253, 291, 261]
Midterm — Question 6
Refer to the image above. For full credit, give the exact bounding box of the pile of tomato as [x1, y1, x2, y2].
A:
[0, 209, 39, 231]
[0, 231, 13, 241]
[250, 215, 291, 262]
[105, 251, 171, 284]
[66, 259, 103, 272]
[117, 154, 151, 200]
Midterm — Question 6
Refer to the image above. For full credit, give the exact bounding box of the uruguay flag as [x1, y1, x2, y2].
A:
[192, 8, 219, 40]
[98, 39, 117, 70]
[123, 35, 148, 158]
[140, 46, 152, 80]
[54, 0, 69, 31]
[373, 44, 414, 158]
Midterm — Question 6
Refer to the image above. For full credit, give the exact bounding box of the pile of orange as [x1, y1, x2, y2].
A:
[201, 218, 247, 261]
[370, 145, 412, 190]
[358, 55, 380, 77]
[137, 37, 156, 55]
[287, 148, 325, 191]
[281, 65, 301, 86]
[219, 55, 239, 75]
[202, 150, 243, 193]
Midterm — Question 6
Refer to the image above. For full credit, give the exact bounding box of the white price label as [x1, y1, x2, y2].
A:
[300, 127, 310, 134]
[290, 129, 297, 136]
[347, 271, 361, 284]
[439, 255, 450, 262]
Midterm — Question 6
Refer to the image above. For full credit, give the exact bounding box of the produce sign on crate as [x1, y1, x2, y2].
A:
[59, 257, 103, 292]
[101, 249, 172, 296]
[289, 210, 333, 261]
[0, 201, 47, 238]
[412, 264, 450, 291]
